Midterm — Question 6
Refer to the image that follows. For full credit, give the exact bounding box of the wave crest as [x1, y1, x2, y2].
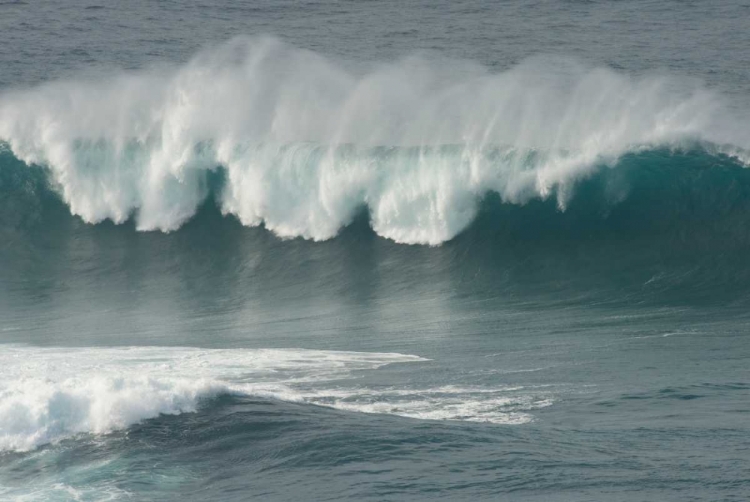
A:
[1, 37, 748, 244]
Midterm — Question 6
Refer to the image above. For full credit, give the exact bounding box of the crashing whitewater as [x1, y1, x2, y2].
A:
[0, 36, 748, 245]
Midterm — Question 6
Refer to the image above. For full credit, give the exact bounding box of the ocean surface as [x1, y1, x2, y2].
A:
[2, 1, 750, 500]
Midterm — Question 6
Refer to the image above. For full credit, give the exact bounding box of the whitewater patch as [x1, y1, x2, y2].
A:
[0, 345, 551, 453]
[1, 37, 748, 245]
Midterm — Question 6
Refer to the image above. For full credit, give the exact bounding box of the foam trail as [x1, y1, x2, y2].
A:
[0, 37, 748, 244]
[0, 346, 425, 452]
[0, 345, 555, 452]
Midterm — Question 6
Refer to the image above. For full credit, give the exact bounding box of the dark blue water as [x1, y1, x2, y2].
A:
[1, 1, 750, 500]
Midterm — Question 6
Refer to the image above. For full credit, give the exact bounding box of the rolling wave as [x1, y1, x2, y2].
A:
[4, 144, 750, 307]
[1, 37, 748, 245]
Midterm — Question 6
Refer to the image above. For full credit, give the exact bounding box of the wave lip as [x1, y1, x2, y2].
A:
[1, 37, 748, 245]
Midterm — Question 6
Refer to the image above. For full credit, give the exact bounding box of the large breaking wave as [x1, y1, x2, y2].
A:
[1, 36, 748, 245]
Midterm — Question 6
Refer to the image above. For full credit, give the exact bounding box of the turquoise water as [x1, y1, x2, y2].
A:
[1, 1, 750, 500]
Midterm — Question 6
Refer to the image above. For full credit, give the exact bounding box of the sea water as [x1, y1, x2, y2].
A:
[1, 1, 750, 500]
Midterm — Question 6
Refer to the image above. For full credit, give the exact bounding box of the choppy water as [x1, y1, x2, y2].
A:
[2, 1, 750, 500]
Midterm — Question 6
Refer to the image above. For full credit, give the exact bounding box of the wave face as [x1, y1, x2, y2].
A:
[4, 144, 750, 307]
[1, 37, 748, 244]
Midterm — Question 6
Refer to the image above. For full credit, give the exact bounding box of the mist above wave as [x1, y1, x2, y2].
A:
[0, 36, 747, 244]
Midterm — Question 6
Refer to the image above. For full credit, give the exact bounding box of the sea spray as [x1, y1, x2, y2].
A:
[0, 37, 748, 244]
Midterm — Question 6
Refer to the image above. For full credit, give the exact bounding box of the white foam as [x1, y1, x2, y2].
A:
[0, 373, 226, 453]
[305, 385, 553, 425]
[2, 480, 131, 502]
[0, 345, 552, 452]
[1, 37, 747, 244]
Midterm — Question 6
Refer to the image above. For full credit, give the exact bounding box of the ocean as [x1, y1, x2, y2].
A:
[1, 1, 750, 500]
